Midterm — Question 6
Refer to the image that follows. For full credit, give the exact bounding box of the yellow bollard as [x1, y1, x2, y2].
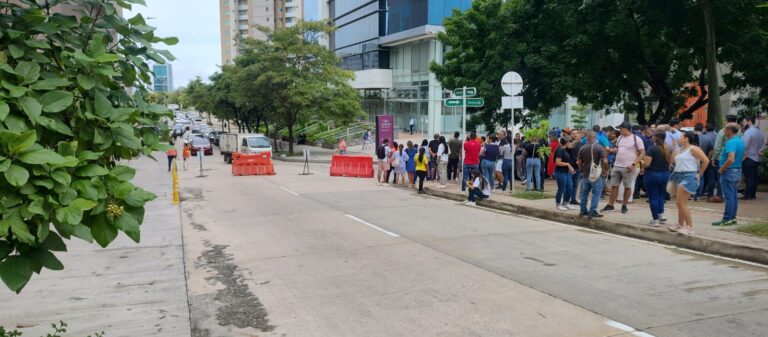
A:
[171, 160, 180, 205]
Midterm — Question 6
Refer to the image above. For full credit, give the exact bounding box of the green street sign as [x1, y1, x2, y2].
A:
[444, 98, 463, 107]
[444, 98, 485, 107]
[466, 98, 484, 107]
[454, 87, 477, 97]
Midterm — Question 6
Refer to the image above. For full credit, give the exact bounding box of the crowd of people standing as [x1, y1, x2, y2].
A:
[371, 114, 765, 235]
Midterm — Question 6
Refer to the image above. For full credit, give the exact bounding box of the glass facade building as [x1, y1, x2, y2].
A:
[331, 0, 472, 135]
[152, 64, 173, 93]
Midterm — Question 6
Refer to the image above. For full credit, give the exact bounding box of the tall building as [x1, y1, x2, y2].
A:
[152, 64, 173, 93]
[220, 0, 305, 65]
[330, 0, 472, 135]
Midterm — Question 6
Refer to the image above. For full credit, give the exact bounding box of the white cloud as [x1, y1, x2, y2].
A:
[125, 0, 221, 89]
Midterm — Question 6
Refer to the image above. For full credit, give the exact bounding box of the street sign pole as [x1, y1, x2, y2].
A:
[462, 86, 467, 140]
[501, 71, 524, 196]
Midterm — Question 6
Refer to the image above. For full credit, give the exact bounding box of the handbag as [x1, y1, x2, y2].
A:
[588, 144, 602, 182]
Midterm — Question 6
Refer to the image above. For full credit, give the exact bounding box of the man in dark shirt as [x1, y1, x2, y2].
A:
[568, 129, 584, 205]
[697, 123, 717, 199]
[577, 131, 609, 218]
[447, 132, 462, 181]
[428, 133, 440, 180]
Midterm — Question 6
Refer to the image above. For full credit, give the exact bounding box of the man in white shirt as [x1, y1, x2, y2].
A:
[409, 117, 415, 135]
[603, 122, 645, 214]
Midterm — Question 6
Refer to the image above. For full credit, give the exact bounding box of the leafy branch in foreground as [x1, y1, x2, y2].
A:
[0, 0, 176, 293]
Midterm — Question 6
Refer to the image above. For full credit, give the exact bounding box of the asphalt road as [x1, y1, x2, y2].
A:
[179, 153, 768, 337]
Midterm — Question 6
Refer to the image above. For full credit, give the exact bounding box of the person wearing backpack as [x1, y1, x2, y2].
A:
[577, 131, 609, 218]
[376, 138, 391, 186]
[602, 122, 645, 214]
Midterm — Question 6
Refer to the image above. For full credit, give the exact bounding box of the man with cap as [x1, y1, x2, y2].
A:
[602, 122, 645, 214]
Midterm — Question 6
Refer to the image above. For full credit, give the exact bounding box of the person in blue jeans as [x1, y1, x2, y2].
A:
[524, 140, 542, 191]
[713, 123, 745, 226]
[577, 131, 609, 218]
[466, 170, 491, 206]
[642, 131, 672, 226]
[553, 138, 576, 211]
[479, 135, 499, 191]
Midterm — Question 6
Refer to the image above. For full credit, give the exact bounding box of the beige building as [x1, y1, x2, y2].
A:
[220, 0, 304, 65]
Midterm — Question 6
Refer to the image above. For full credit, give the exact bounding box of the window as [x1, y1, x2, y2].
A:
[247, 137, 271, 148]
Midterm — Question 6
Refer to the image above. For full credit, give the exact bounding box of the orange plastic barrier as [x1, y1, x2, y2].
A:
[231, 152, 275, 176]
[330, 155, 374, 178]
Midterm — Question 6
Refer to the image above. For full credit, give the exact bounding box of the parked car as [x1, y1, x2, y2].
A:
[208, 130, 221, 146]
[190, 138, 213, 156]
[219, 133, 272, 163]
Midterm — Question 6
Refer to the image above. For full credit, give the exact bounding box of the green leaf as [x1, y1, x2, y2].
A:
[70, 198, 98, 210]
[24, 38, 51, 50]
[73, 50, 94, 62]
[111, 165, 136, 181]
[55, 205, 83, 225]
[36, 220, 49, 240]
[4, 165, 29, 187]
[8, 45, 24, 59]
[50, 156, 78, 168]
[40, 90, 74, 113]
[28, 199, 46, 215]
[116, 213, 140, 242]
[41, 232, 67, 252]
[111, 123, 141, 149]
[75, 164, 109, 177]
[91, 220, 117, 248]
[18, 148, 66, 165]
[29, 249, 63, 271]
[72, 224, 93, 243]
[77, 151, 102, 161]
[0, 241, 12, 259]
[125, 188, 156, 207]
[17, 96, 42, 123]
[113, 182, 135, 199]
[51, 169, 71, 186]
[0, 255, 32, 293]
[95, 53, 120, 62]
[77, 74, 96, 90]
[36, 116, 73, 136]
[9, 130, 37, 154]
[0, 102, 9, 120]
[31, 78, 71, 90]
[94, 91, 114, 118]
[15, 61, 40, 84]
[161, 37, 179, 45]
[33, 178, 54, 189]
[9, 218, 35, 245]
[0, 159, 10, 172]
[3, 80, 27, 98]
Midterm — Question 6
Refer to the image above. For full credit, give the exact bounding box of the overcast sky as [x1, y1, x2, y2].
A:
[126, 1, 221, 90]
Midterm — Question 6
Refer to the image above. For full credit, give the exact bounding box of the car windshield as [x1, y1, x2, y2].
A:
[247, 137, 270, 148]
[191, 138, 210, 147]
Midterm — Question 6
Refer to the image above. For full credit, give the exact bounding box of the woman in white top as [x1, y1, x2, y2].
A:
[670, 131, 710, 235]
[465, 169, 491, 206]
[436, 136, 451, 188]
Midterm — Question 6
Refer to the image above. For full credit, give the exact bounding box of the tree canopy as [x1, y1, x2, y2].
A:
[432, 0, 768, 129]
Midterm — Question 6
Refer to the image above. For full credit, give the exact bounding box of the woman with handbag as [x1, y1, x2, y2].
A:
[643, 131, 672, 226]
[669, 131, 710, 235]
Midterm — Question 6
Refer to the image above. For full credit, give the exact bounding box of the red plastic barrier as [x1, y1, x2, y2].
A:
[231, 152, 275, 176]
[330, 155, 374, 178]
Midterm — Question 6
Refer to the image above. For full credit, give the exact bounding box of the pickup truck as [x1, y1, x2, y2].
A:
[219, 133, 273, 163]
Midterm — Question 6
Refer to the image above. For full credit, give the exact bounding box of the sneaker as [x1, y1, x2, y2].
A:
[711, 220, 725, 226]
[648, 219, 660, 227]
[377, 182, 382, 186]
[565, 204, 577, 210]
[384, 183, 390, 186]
[621, 205, 628, 214]
[668, 225, 682, 232]
[588, 211, 604, 218]
[722, 219, 737, 226]
[678, 227, 695, 236]
[467, 202, 477, 207]
[602, 205, 615, 212]
[579, 211, 589, 217]
[557, 205, 568, 211]
[418, 190, 426, 194]
[570, 200, 580, 206]
[658, 214, 667, 224]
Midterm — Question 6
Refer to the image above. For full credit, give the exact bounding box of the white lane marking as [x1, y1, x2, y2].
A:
[604, 320, 635, 332]
[632, 332, 657, 337]
[345, 215, 400, 237]
[280, 186, 299, 196]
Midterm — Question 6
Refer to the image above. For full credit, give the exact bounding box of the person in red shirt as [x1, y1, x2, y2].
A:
[462, 131, 482, 191]
[547, 133, 559, 178]
[166, 142, 177, 172]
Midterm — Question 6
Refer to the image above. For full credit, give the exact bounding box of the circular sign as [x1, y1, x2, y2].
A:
[501, 71, 523, 96]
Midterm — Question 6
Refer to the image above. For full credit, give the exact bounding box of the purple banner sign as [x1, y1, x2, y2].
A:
[376, 115, 394, 146]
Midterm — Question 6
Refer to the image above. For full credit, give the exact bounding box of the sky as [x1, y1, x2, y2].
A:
[126, 1, 221, 90]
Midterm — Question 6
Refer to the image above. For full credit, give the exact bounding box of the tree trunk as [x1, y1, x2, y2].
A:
[702, 0, 722, 129]
[288, 124, 294, 155]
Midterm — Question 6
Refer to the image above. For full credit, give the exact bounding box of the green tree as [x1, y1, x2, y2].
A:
[236, 21, 361, 154]
[570, 104, 589, 130]
[0, 0, 175, 293]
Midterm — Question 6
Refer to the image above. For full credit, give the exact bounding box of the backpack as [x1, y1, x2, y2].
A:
[376, 145, 386, 159]
[588, 144, 602, 182]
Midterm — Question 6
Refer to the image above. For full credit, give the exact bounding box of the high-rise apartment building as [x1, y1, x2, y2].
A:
[220, 0, 304, 65]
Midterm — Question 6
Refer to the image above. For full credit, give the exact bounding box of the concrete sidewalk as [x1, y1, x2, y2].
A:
[0, 156, 191, 337]
[420, 179, 768, 265]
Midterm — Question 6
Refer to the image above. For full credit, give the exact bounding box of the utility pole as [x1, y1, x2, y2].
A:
[702, 0, 722, 129]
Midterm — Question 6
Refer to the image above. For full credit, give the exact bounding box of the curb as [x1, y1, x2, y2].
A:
[424, 187, 768, 266]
